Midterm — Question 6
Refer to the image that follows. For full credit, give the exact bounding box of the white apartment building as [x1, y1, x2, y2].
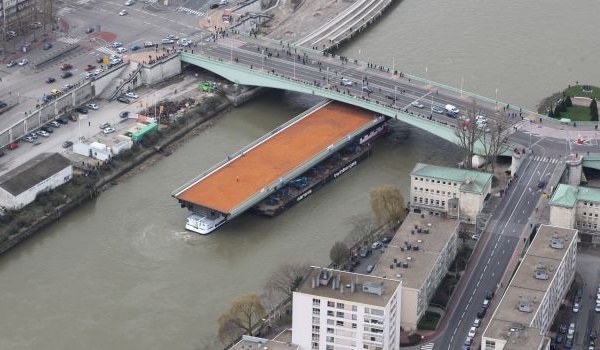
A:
[410, 163, 493, 221]
[482, 225, 578, 350]
[372, 212, 459, 331]
[549, 184, 600, 244]
[292, 267, 402, 350]
[0, 153, 72, 209]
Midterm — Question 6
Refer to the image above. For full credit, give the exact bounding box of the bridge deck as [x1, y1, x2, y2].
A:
[175, 102, 377, 214]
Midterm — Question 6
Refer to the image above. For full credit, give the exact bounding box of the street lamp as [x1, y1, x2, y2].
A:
[495, 88, 499, 109]
[394, 86, 397, 106]
[261, 49, 265, 71]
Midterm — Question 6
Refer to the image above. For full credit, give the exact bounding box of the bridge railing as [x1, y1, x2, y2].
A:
[170, 100, 332, 198]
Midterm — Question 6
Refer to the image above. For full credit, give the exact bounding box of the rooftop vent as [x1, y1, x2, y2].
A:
[550, 233, 564, 249]
[517, 298, 533, 313]
[534, 263, 549, 280]
[363, 281, 384, 296]
[510, 323, 525, 332]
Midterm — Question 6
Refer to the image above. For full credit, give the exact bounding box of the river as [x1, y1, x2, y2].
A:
[0, 0, 598, 348]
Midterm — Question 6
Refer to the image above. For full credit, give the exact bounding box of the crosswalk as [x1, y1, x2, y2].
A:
[532, 156, 560, 164]
[177, 6, 205, 16]
[420, 342, 434, 350]
[57, 37, 79, 44]
[96, 46, 119, 56]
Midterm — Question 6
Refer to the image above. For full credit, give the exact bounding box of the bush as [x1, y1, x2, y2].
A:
[418, 311, 442, 330]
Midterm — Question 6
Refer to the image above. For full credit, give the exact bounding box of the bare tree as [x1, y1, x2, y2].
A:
[217, 294, 266, 340]
[370, 185, 406, 226]
[480, 111, 511, 173]
[346, 214, 379, 245]
[454, 101, 484, 169]
[263, 262, 311, 301]
[330, 241, 349, 267]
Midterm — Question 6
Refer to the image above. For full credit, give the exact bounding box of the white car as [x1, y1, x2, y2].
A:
[94, 69, 104, 75]
[371, 241, 382, 249]
[112, 42, 123, 48]
[340, 78, 353, 86]
[85, 72, 95, 79]
[116, 47, 127, 53]
[36, 130, 50, 138]
[18, 58, 29, 66]
[119, 9, 127, 16]
[86, 103, 99, 110]
[125, 0, 134, 5]
[103, 127, 116, 134]
[125, 92, 138, 99]
[468, 326, 477, 338]
[573, 302, 580, 313]
[473, 318, 481, 328]
[471, 234, 480, 241]
[411, 101, 425, 109]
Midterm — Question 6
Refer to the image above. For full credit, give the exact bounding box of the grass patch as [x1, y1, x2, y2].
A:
[418, 311, 441, 330]
[560, 105, 593, 121]
[565, 85, 600, 100]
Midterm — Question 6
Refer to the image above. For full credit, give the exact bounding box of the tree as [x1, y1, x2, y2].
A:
[454, 101, 484, 169]
[346, 214, 379, 245]
[548, 108, 554, 119]
[329, 241, 349, 267]
[370, 185, 406, 226]
[263, 263, 311, 301]
[565, 96, 573, 107]
[480, 112, 511, 173]
[591, 98, 599, 122]
[217, 294, 265, 341]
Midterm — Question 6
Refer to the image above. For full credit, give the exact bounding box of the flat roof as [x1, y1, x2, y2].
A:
[0, 153, 71, 196]
[484, 225, 577, 344]
[230, 333, 299, 350]
[411, 163, 493, 194]
[372, 212, 459, 289]
[175, 102, 377, 214]
[297, 267, 401, 308]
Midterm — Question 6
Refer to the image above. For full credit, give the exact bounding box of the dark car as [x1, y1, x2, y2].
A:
[56, 117, 69, 124]
[564, 339, 572, 349]
[556, 335, 563, 344]
[385, 93, 395, 100]
[41, 126, 53, 133]
[60, 63, 73, 70]
[62, 141, 73, 148]
[43, 43, 52, 50]
[359, 249, 369, 258]
[75, 107, 89, 114]
[130, 44, 142, 51]
[0, 101, 7, 108]
[591, 330, 597, 340]
[486, 290, 495, 300]
[117, 96, 130, 104]
[477, 307, 486, 319]
[537, 180, 546, 188]
[559, 324, 567, 334]
[362, 86, 373, 93]
[61, 71, 73, 79]
[45, 77, 56, 84]
[85, 64, 96, 71]
[209, 3, 219, 9]
[119, 111, 129, 118]
[85, 27, 94, 34]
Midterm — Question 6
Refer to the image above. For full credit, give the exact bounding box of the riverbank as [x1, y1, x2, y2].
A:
[0, 81, 266, 255]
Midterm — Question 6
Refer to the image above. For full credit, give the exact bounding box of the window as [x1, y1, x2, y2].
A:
[327, 327, 334, 334]
[327, 310, 334, 316]
[312, 342, 318, 349]
[313, 308, 320, 315]
[312, 325, 320, 332]
[313, 298, 320, 306]
[336, 311, 344, 318]
[336, 302, 344, 309]
[327, 319, 334, 325]
[327, 301, 335, 307]
[336, 320, 344, 326]
[352, 305, 357, 312]
[442, 201, 445, 206]
[485, 340, 496, 350]
[326, 336, 334, 342]
[413, 197, 417, 202]
[352, 323, 357, 329]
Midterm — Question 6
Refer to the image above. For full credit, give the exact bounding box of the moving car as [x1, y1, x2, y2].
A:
[432, 105, 444, 114]
[130, 44, 142, 51]
[18, 58, 29, 66]
[103, 127, 116, 134]
[85, 64, 96, 71]
[124, 92, 138, 99]
[117, 96, 130, 104]
[119, 9, 127, 16]
[445, 104, 460, 114]
[60, 63, 73, 70]
[86, 103, 99, 110]
[43, 43, 52, 50]
[99, 122, 111, 129]
[61, 71, 73, 79]
[6, 60, 17, 67]
[362, 86, 373, 93]
[411, 101, 425, 109]
[46, 77, 56, 84]
[62, 141, 73, 148]
[119, 111, 130, 118]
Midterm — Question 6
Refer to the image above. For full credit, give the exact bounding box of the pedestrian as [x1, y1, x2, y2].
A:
[88, 121, 91, 126]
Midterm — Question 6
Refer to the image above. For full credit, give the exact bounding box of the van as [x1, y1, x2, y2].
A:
[144, 41, 154, 48]
[445, 104, 459, 114]
[161, 38, 175, 45]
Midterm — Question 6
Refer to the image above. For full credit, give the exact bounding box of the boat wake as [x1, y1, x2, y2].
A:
[171, 230, 203, 245]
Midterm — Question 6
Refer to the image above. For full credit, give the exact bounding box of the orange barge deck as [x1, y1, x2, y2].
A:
[173, 101, 381, 217]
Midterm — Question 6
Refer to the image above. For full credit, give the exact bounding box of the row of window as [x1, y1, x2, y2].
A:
[311, 299, 359, 312]
[413, 197, 446, 207]
[576, 221, 599, 230]
[413, 187, 457, 197]
[414, 177, 459, 187]
[581, 212, 600, 218]
[582, 201, 600, 207]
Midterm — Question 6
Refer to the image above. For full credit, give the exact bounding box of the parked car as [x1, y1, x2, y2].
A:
[362, 86, 373, 93]
[24, 136, 36, 143]
[85, 27, 94, 34]
[119, 111, 129, 118]
[49, 121, 60, 128]
[125, 0, 134, 5]
[60, 63, 73, 70]
[41, 126, 54, 133]
[85, 64, 96, 71]
[56, 117, 69, 124]
[61, 71, 73, 79]
[6, 60, 17, 67]
[62, 141, 73, 148]
[116, 47, 127, 53]
[124, 92, 138, 99]
[86, 103, 99, 110]
[468, 326, 477, 338]
[371, 241, 382, 249]
[411, 101, 425, 109]
[471, 234, 480, 241]
[50, 89, 63, 96]
[359, 249, 369, 258]
[573, 301, 580, 313]
[486, 290, 495, 300]
[103, 127, 116, 134]
[556, 335, 564, 344]
[8, 143, 19, 150]
[94, 68, 104, 75]
[36, 130, 50, 137]
[75, 107, 89, 114]
[99, 122, 111, 129]
[381, 237, 392, 244]
[0, 101, 7, 108]
[18, 58, 29, 66]
[43, 43, 52, 50]
[117, 96, 130, 104]
[473, 318, 481, 328]
[45, 77, 56, 84]
[366, 264, 374, 273]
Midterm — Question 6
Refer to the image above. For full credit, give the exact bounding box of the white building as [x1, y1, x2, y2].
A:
[0, 153, 72, 209]
[292, 267, 402, 350]
[481, 225, 578, 350]
[410, 163, 493, 221]
[372, 212, 459, 331]
[549, 184, 600, 245]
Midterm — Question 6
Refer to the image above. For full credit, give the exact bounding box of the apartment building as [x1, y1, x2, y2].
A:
[373, 212, 459, 331]
[410, 163, 493, 221]
[292, 267, 401, 350]
[481, 225, 578, 350]
[1, 0, 53, 48]
[549, 184, 600, 244]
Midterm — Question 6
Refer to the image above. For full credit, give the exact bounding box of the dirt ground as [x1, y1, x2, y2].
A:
[261, 0, 355, 42]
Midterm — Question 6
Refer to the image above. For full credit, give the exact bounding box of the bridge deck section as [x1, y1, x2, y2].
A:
[174, 102, 377, 215]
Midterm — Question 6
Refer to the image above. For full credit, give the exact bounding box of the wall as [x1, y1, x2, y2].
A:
[90, 64, 129, 96]
[401, 287, 419, 331]
[549, 206, 575, 230]
[461, 191, 483, 221]
[140, 54, 182, 85]
[291, 292, 313, 350]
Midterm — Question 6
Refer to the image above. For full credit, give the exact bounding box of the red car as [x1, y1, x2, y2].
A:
[8, 143, 18, 150]
[60, 63, 73, 70]
[84, 64, 96, 71]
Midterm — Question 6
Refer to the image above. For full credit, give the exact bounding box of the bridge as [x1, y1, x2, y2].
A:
[181, 35, 526, 155]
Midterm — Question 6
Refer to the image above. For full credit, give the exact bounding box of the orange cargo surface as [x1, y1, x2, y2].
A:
[176, 102, 377, 214]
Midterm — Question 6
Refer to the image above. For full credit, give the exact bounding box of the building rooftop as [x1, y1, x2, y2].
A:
[372, 212, 459, 289]
[297, 267, 401, 308]
[411, 163, 493, 194]
[0, 153, 71, 196]
[484, 225, 577, 345]
[549, 184, 600, 208]
[230, 333, 299, 350]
